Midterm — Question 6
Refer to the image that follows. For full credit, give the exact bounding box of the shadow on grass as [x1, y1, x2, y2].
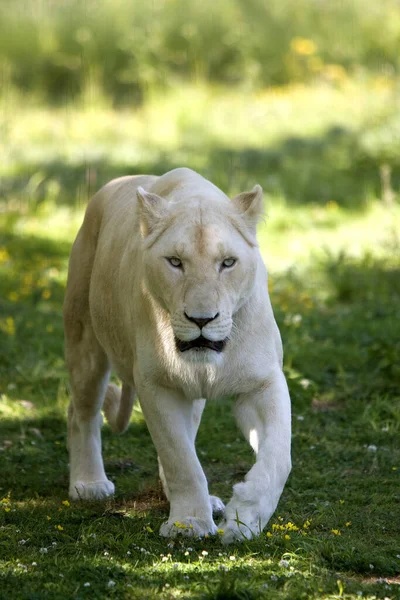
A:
[2, 126, 399, 210]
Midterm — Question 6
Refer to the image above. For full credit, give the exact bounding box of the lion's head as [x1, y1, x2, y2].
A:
[137, 173, 264, 363]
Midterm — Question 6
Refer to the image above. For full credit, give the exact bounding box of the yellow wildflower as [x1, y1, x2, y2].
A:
[284, 534, 291, 540]
[62, 500, 70, 507]
[266, 532, 272, 537]
[0, 317, 15, 336]
[0, 248, 11, 263]
[174, 521, 188, 529]
[47, 516, 52, 520]
[4, 507, 11, 513]
[145, 526, 153, 533]
[327, 201, 339, 212]
[1, 498, 10, 504]
[56, 525, 64, 531]
[217, 529, 224, 535]
[290, 37, 317, 56]
[331, 529, 341, 536]
[345, 522, 351, 527]
[42, 289, 51, 300]
[323, 64, 347, 82]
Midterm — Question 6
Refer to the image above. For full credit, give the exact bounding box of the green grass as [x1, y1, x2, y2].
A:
[1, 81, 400, 599]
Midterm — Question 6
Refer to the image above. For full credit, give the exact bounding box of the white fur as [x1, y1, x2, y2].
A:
[64, 167, 291, 541]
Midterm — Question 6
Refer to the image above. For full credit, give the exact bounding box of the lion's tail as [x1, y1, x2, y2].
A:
[103, 383, 135, 434]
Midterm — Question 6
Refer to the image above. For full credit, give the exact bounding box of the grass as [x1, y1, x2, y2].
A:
[1, 80, 400, 599]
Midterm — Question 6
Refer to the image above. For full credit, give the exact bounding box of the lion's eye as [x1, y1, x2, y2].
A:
[166, 257, 182, 268]
[221, 258, 237, 269]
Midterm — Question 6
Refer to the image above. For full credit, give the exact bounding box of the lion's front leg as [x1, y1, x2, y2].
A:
[138, 384, 217, 538]
[220, 369, 292, 543]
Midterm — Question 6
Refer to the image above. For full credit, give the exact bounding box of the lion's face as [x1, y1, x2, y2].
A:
[137, 184, 263, 363]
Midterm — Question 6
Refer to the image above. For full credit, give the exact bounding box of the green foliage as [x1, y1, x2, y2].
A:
[1, 0, 400, 103]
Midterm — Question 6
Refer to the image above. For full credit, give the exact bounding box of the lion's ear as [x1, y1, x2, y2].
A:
[136, 186, 169, 237]
[232, 184, 264, 230]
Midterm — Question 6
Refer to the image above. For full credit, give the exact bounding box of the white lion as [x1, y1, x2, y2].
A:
[64, 167, 291, 543]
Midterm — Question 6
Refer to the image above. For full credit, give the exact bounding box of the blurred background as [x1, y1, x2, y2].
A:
[1, 0, 399, 422]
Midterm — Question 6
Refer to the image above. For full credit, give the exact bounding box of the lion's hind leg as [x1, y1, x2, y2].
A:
[65, 317, 114, 500]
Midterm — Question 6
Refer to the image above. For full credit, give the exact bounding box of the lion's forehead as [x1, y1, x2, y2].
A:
[173, 223, 236, 258]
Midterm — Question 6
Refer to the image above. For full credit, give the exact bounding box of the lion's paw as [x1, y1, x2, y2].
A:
[219, 518, 260, 544]
[218, 481, 267, 543]
[69, 479, 115, 500]
[210, 495, 225, 516]
[160, 517, 217, 538]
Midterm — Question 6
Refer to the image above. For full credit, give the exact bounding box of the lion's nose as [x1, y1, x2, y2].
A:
[184, 312, 219, 329]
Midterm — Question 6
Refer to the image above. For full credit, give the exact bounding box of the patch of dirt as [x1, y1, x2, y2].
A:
[112, 484, 168, 514]
[360, 576, 400, 585]
[312, 395, 342, 412]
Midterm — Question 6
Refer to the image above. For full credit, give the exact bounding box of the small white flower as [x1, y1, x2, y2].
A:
[52, 542, 57, 546]
[107, 580, 115, 587]
[229, 555, 236, 561]
[162, 556, 168, 562]
[126, 551, 131, 555]
[165, 583, 170, 588]
[187, 547, 193, 552]
[103, 551, 109, 556]
[369, 564, 374, 569]
[270, 575, 278, 581]
[39, 547, 48, 553]
[279, 559, 289, 568]
[300, 379, 310, 389]
[367, 445, 377, 452]
[201, 550, 208, 556]
[173, 563, 179, 569]
[31, 562, 37, 566]
[18, 539, 28, 545]
[83, 583, 90, 587]
[297, 415, 305, 421]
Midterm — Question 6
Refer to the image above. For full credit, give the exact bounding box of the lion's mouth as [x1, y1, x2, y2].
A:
[175, 335, 227, 353]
